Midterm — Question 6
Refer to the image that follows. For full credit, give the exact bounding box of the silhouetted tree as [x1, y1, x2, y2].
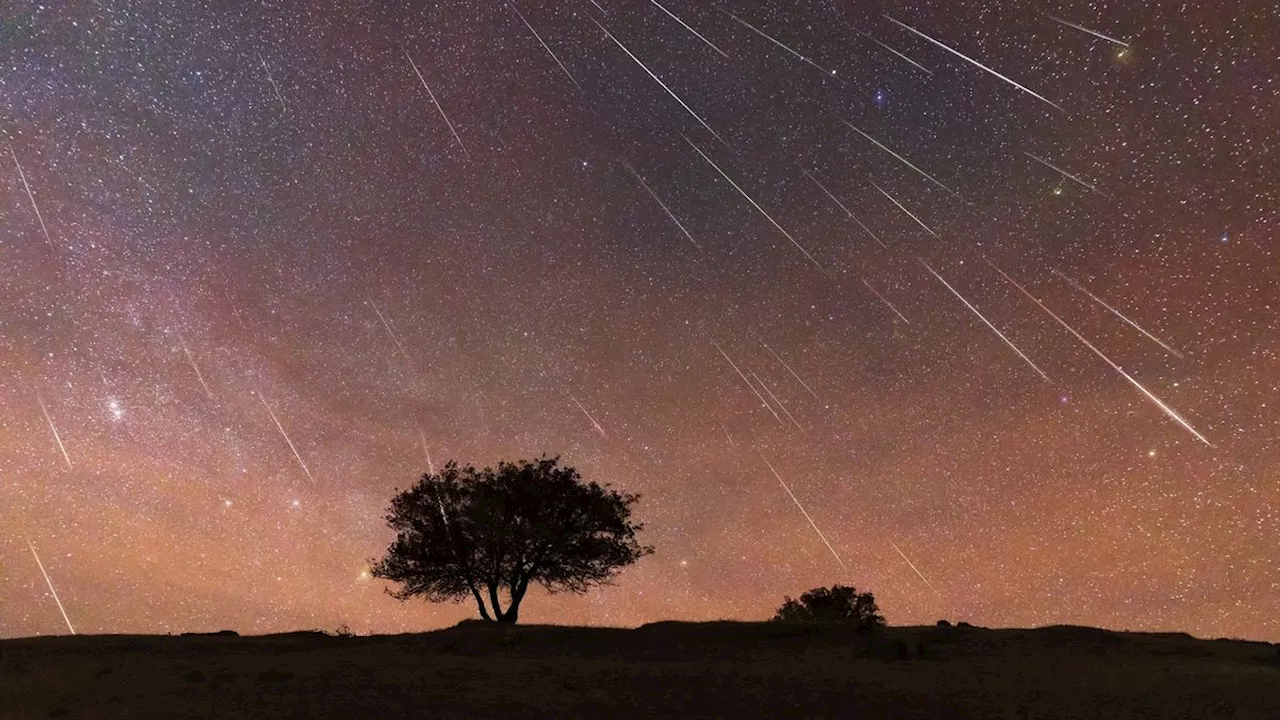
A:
[772, 584, 885, 631]
[371, 456, 653, 623]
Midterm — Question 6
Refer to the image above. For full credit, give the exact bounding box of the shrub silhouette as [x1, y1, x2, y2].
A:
[371, 456, 653, 623]
[772, 584, 885, 630]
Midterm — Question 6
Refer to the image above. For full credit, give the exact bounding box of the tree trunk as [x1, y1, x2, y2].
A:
[471, 587, 493, 621]
[497, 604, 519, 623]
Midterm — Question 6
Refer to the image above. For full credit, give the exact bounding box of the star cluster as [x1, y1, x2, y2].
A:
[1, 1, 1276, 640]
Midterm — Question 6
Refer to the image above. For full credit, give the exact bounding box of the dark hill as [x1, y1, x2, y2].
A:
[2, 622, 1276, 719]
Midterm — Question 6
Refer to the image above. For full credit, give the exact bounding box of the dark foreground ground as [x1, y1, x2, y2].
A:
[2, 620, 1278, 719]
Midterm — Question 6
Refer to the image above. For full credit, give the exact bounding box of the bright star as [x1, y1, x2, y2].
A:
[108, 399, 124, 421]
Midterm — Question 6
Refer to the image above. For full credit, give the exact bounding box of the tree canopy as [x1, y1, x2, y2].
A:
[772, 584, 885, 630]
[370, 456, 653, 623]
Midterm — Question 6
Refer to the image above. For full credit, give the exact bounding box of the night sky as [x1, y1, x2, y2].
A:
[2, 0, 1277, 642]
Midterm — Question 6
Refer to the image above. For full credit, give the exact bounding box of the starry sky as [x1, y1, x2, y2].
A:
[1, 0, 1277, 642]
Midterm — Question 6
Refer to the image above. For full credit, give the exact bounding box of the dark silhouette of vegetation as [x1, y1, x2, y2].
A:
[772, 584, 885, 631]
[371, 456, 653, 623]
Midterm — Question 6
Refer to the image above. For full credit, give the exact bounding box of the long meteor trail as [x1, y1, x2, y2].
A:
[721, 9, 842, 81]
[753, 371, 804, 431]
[920, 259, 1051, 382]
[863, 279, 911, 324]
[405, 50, 471, 160]
[869, 178, 940, 239]
[257, 52, 287, 114]
[1024, 152, 1101, 194]
[838, 119, 957, 195]
[622, 160, 700, 249]
[650, 0, 728, 58]
[713, 341, 775, 415]
[683, 134, 823, 270]
[801, 169, 887, 249]
[29, 542, 76, 634]
[7, 143, 56, 252]
[1052, 270, 1183, 358]
[988, 261, 1211, 446]
[857, 29, 932, 75]
[889, 539, 942, 598]
[260, 394, 317, 482]
[369, 299, 412, 363]
[418, 429, 436, 473]
[594, 19, 726, 146]
[1043, 13, 1130, 47]
[179, 336, 215, 400]
[760, 453, 846, 570]
[752, 332, 822, 402]
[36, 393, 72, 469]
[884, 15, 1063, 111]
[569, 393, 608, 438]
[508, 2, 582, 89]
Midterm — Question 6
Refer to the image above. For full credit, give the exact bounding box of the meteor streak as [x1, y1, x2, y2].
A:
[889, 539, 942, 598]
[759, 453, 846, 570]
[1024, 152, 1102, 194]
[1042, 13, 1130, 47]
[179, 336, 215, 400]
[405, 50, 471, 160]
[721, 9, 842, 81]
[36, 393, 72, 469]
[650, 0, 728, 58]
[7, 143, 56, 252]
[257, 52, 287, 114]
[418, 429, 436, 473]
[801, 169, 887, 249]
[569, 393, 608, 438]
[226, 291, 249, 330]
[988, 261, 1211, 446]
[746, 373, 786, 425]
[683, 134, 823, 270]
[838, 119, 957, 195]
[920, 259, 1051, 382]
[754, 372, 804, 431]
[752, 332, 822, 402]
[621, 160, 700, 249]
[369, 299, 412, 362]
[856, 29, 932, 75]
[868, 178, 940, 239]
[508, 2, 582, 89]
[713, 342, 776, 416]
[884, 15, 1063, 111]
[29, 542, 76, 634]
[593, 19, 727, 146]
[1051, 269, 1184, 358]
[259, 394, 317, 482]
[862, 279, 911, 324]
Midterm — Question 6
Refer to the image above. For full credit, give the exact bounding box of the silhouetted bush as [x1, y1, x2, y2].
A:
[936, 620, 951, 627]
[771, 584, 885, 631]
